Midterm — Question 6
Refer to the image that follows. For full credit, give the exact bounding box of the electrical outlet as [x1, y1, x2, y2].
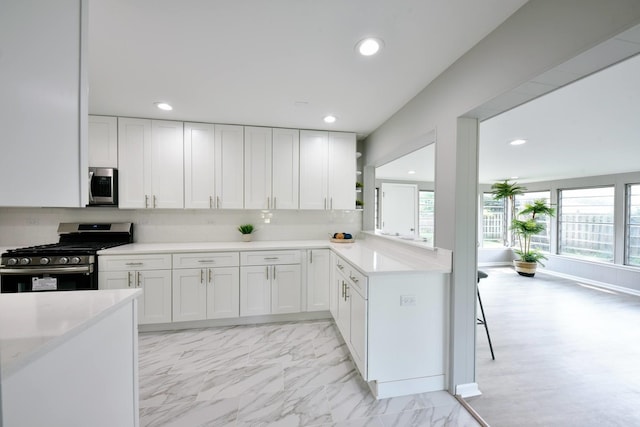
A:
[400, 295, 416, 306]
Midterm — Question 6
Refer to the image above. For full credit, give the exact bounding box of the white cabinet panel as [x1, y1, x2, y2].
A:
[99, 254, 171, 272]
[172, 268, 207, 322]
[240, 265, 271, 316]
[349, 284, 367, 376]
[328, 132, 356, 210]
[244, 127, 272, 209]
[150, 120, 184, 208]
[329, 252, 338, 318]
[173, 252, 239, 269]
[241, 250, 301, 266]
[271, 264, 301, 314]
[118, 118, 149, 209]
[215, 124, 244, 209]
[207, 267, 240, 319]
[138, 269, 172, 324]
[184, 122, 216, 209]
[307, 249, 330, 311]
[272, 128, 300, 210]
[89, 115, 118, 168]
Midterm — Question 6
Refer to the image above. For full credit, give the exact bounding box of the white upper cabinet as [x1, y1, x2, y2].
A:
[272, 128, 300, 210]
[244, 127, 299, 209]
[0, 0, 87, 207]
[300, 131, 355, 210]
[118, 118, 184, 209]
[215, 124, 244, 209]
[184, 122, 215, 209]
[244, 127, 273, 209]
[299, 130, 329, 210]
[88, 116, 118, 168]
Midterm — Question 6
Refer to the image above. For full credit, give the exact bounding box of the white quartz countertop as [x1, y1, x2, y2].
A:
[99, 239, 452, 275]
[0, 289, 142, 379]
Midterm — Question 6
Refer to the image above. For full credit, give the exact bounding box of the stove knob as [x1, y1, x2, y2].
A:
[40, 257, 51, 265]
[70, 257, 81, 265]
[59, 257, 69, 264]
[20, 258, 31, 265]
[7, 258, 18, 266]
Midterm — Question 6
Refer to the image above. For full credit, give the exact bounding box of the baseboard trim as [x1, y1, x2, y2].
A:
[540, 269, 640, 297]
[368, 375, 446, 399]
[455, 382, 482, 398]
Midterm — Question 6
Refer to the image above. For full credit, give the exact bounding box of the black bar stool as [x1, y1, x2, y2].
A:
[477, 270, 495, 360]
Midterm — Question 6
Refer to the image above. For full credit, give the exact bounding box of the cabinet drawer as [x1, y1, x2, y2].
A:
[241, 250, 301, 266]
[99, 254, 171, 271]
[336, 256, 368, 299]
[173, 252, 239, 269]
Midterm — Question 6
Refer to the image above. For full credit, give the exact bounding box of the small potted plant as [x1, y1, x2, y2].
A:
[511, 199, 555, 277]
[238, 224, 255, 242]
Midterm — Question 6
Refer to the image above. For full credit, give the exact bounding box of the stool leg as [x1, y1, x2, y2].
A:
[477, 288, 495, 360]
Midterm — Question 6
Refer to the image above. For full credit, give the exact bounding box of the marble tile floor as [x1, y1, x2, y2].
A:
[469, 267, 640, 426]
[138, 319, 481, 427]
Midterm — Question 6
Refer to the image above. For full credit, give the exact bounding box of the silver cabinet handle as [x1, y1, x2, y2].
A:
[198, 260, 215, 263]
[209, 196, 213, 208]
[137, 271, 142, 287]
[264, 257, 279, 261]
[153, 195, 157, 208]
[200, 268, 204, 283]
[145, 195, 149, 208]
[126, 262, 143, 266]
[127, 271, 132, 288]
[324, 197, 327, 210]
[217, 196, 221, 209]
[88, 170, 94, 203]
[208, 268, 212, 283]
[341, 281, 345, 298]
[337, 263, 344, 270]
[310, 251, 313, 264]
[350, 275, 359, 284]
[345, 284, 349, 299]
[273, 265, 276, 280]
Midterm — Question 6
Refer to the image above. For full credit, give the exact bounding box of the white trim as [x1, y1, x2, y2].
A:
[455, 382, 482, 398]
[368, 375, 446, 399]
[539, 269, 640, 297]
[478, 261, 511, 267]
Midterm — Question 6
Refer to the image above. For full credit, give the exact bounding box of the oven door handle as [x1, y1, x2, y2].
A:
[0, 265, 94, 275]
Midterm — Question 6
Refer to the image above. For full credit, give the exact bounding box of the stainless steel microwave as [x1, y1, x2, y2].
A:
[88, 167, 118, 206]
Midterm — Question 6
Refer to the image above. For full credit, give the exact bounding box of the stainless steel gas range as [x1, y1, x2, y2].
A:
[0, 222, 133, 293]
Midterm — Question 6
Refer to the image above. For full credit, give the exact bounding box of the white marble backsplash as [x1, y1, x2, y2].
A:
[0, 207, 362, 247]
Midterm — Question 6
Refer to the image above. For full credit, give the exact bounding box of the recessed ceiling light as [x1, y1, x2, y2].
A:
[323, 115, 337, 124]
[408, 170, 416, 175]
[511, 176, 519, 179]
[509, 139, 527, 146]
[356, 38, 383, 56]
[155, 102, 173, 111]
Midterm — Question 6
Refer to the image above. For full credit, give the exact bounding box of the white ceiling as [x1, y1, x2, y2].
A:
[88, 0, 528, 138]
[375, 144, 435, 182]
[479, 50, 640, 184]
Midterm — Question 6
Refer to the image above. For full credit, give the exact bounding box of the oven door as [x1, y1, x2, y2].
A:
[0, 265, 96, 293]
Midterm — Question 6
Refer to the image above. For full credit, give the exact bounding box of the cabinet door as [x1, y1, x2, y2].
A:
[244, 127, 272, 209]
[118, 118, 150, 208]
[184, 122, 215, 209]
[307, 249, 330, 311]
[328, 132, 356, 210]
[150, 120, 184, 209]
[215, 124, 244, 209]
[349, 286, 368, 378]
[98, 271, 130, 290]
[272, 264, 301, 314]
[172, 268, 207, 322]
[336, 277, 350, 339]
[329, 252, 338, 318]
[207, 267, 240, 319]
[299, 130, 328, 210]
[88, 115, 118, 168]
[272, 128, 299, 210]
[138, 269, 172, 324]
[240, 266, 271, 316]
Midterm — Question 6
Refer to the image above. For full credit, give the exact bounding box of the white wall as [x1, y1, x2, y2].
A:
[363, 0, 640, 394]
[0, 208, 361, 247]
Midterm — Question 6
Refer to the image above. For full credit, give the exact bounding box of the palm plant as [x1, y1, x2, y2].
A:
[511, 199, 555, 265]
[491, 180, 527, 246]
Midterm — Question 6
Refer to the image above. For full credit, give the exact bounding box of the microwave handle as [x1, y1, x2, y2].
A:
[88, 170, 94, 203]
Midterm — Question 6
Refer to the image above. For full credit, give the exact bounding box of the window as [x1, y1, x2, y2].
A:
[374, 187, 380, 229]
[515, 191, 552, 253]
[482, 193, 505, 247]
[419, 191, 434, 244]
[626, 184, 640, 266]
[559, 187, 614, 262]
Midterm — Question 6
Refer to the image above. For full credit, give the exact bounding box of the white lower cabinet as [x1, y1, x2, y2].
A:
[172, 252, 240, 321]
[240, 251, 301, 316]
[99, 254, 172, 325]
[306, 249, 331, 311]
